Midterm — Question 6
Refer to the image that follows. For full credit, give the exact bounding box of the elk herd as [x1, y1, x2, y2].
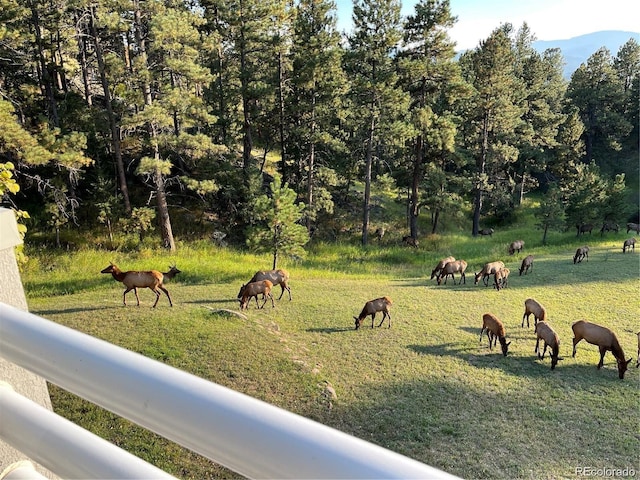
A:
[100, 228, 638, 380]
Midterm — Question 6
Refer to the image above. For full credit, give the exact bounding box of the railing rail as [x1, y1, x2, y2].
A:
[0, 302, 458, 479]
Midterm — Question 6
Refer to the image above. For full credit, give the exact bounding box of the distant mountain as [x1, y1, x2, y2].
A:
[533, 30, 639, 79]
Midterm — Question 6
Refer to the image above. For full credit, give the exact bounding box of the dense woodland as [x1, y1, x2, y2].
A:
[0, 0, 638, 255]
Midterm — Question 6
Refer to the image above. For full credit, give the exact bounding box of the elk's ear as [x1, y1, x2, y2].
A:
[625, 358, 633, 366]
[557, 356, 564, 362]
[506, 341, 512, 347]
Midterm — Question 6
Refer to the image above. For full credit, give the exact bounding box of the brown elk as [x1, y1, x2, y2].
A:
[247, 269, 292, 301]
[571, 320, 632, 379]
[522, 298, 547, 328]
[238, 280, 275, 310]
[508, 240, 524, 255]
[402, 236, 419, 248]
[627, 222, 640, 234]
[534, 321, 561, 370]
[600, 222, 619, 235]
[354, 296, 393, 330]
[436, 260, 468, 285]
[479, 313, 510, 356]
[493, 267, 510, 291]
[576, 223, 594, 236]
[474, 261, 504, 286]
[478, 228, 494, 236]
[623, 238, 636, 253]
[430, 256, 455, 280]
[162, 264, 182, 280]
[519, 255, 534, 276]
[573, 246, 589, 264]
[101, 263, 175, 307]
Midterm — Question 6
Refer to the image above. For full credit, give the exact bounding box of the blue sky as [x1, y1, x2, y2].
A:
[334, 0, 640, 50]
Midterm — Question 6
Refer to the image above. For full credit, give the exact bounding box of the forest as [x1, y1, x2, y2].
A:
[0, 0, 638, 254]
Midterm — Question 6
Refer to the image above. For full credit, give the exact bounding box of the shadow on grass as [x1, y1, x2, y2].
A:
[306, 326, 354, 334]
[31, 306, 113, 316]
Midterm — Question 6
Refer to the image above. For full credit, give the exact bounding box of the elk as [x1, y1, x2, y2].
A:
[402, 236, 419, 248]
[571, 320, 632, 379]
[247, 269, 292, 301]
[478, 228, 494, 236]
[354, 296, 393, 330]
[101, 263, 175, 307]
[162, 264, 182, 280]
[508, 240, 524, 255]
[479, 313, 510, 356]
[573, 246, 589, 264]
[238, 280, 275, 310]
[623, 238, 636, 253]
[493, 267, 510, 291]
[436, 260, 468, 285]
[576, 223, 594, 236]
[519, 255, 534, 276]
[522, 298, 547, 328]
[626, 222, 640, 234]
[534, 321, 561, 370]
[474, 261, 505, 286]
[600, 222, 619, 235]
[430, 256, 455, 280]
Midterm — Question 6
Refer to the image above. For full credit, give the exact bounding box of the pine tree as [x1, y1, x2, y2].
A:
[246, 175, 309, 269]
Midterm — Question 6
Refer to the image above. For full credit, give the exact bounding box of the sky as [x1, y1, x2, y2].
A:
[334, 0, 640, 50]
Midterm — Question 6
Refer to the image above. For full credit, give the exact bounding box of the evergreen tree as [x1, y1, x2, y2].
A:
[347, 0, 410, 245]
[535, 182, 564, 245]
[246, 174, 309, 269]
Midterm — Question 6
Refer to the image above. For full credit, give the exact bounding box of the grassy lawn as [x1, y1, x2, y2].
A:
[22, 227, 640, 479]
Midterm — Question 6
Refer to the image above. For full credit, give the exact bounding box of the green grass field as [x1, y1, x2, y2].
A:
[22, 226, 640, 479]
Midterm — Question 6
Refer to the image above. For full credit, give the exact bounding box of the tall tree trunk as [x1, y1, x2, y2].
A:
[362, 114, 375, 246]
[76, 12, 92, 106]
[278, 50, 288, 182]
[409, 134, 423, 239]
[472, 112, 490, 236]
[89, 6, 131, 214]
[306, 96, 316, 233]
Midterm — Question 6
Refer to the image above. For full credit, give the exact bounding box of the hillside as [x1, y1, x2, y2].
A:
[533, 30, 639, 78]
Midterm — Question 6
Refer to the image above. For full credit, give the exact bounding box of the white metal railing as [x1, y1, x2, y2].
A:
[0, 302, 459, 479]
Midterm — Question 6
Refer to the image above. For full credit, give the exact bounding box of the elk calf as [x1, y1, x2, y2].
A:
[238, 280, 275, 310]
[354, 296, 392, 330]
[248, 269, 292, 301]
[101, 263, 174, 307]
[493, 267, 510, 291]
[535, 321, 561, 370]
[480, 313, 510, 356]
[522, 298, 547, 328]
[474, 261, 504, 286]
[519, 255, 534, 276]
[623, 238, 636, 253]
[573, 246, 589, 264]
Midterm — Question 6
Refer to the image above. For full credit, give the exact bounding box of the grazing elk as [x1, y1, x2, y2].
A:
[101, 263, 175, 307]
[430, 256, 455, 280]
[247, 269, 292, 301]
[508, 240, 524, 255]
[573, 246, 589, 264]
[238, 280, 274, 310]
[519, 255, 534, 276]
[474, 261, 505, 286]
[623, 238, 636, 253]
[571, 320, 632, 379]
[480, 313, 510, 356]
[522, 298, 547, 328]
[436, 260, 468, 285]
[627, 222, 640, 234]
[600, 222, 619, 235]
[576, 223, 594, 236]
[402, 236, 419, 248]
[478, 228, 494, 236]
[534, 321, 561, 370]
[493, 267, 510, 291]
[354, 296, 393, 330]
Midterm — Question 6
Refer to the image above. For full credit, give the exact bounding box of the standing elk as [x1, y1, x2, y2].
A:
[508, 240, 524, 255]
[474, 261, 505, 286]
[246, 269, 292, 301]
[576, 223, 594, 236]
[493, 267, 510, 291]
[626, 222, 640, 234]
[622, 238, 635, 253]
[519, 255, 534, 276]
[101, 263, 175, 307]
[600, 222, 619, 235]
[573, 246, 589, 264]
[479, 313, 511, 356]
[522, 298, 547, 328]
[534, 321, 561, 370]
[571, 320, 632, 379]
[238, 280, 275, 310]
[354, 296, 393, 330]
[430, 256, 455, 280]
[436, 260, 468, 285]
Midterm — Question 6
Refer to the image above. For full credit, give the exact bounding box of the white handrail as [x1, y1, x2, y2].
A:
[0, 385, 176, 479]
[0, 302, 458, 479]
